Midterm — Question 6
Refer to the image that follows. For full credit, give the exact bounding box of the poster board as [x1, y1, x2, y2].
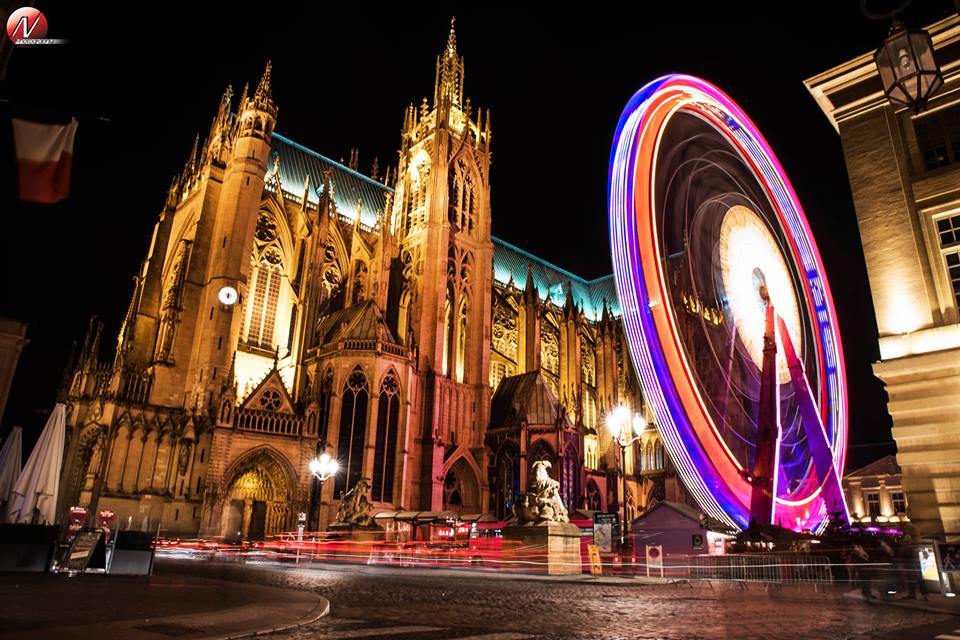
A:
[593, 513, 618, 553]
[59, 530, 105, 573]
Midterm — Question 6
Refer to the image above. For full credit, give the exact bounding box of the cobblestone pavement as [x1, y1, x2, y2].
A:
[155, 557, 955, 640]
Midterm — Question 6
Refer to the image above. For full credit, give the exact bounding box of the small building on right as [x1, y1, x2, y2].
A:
[843, 454, 910, 527]
[806, 15, 960, 541]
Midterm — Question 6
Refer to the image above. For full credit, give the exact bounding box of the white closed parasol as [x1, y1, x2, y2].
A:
[7, 404, 66, 525]
[0, 426, 23, 516]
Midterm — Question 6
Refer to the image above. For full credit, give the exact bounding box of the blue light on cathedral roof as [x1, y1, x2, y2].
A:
[270, 133, 392, 229]
[268, 134, 622, 322]
[492, 237, 621, 321]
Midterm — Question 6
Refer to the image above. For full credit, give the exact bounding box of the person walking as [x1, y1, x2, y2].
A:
[898, 537, 929, 600]
[852, 543, 872, 599]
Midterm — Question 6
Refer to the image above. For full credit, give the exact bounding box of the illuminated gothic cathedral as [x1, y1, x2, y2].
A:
[57, 24, 686, 539]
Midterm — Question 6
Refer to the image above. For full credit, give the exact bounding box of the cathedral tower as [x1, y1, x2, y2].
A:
[389, 20, 494, 509]
[185, 65, 278, 413]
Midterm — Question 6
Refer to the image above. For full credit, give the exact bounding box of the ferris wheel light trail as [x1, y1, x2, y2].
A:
[608, 75, 849, 531]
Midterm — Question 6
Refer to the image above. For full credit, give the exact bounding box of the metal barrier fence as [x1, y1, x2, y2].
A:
[660, 554, 835, 583]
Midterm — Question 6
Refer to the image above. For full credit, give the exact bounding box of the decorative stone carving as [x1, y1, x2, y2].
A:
[512, 460, 569, 525]
[581, 337, 596, 386]
[334, 477, 375, 527]
[540, 323, 559, 377]
[492, 296, 518, 361]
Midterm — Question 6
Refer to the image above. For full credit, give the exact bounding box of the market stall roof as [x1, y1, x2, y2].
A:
[375, 510, 461, 523]
[459, 513, 499, 523]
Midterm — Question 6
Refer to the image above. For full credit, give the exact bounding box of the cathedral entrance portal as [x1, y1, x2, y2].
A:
[219, 448, 293, 541]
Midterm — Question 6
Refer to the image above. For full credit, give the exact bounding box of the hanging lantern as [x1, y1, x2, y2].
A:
[874, 21, 943, 113]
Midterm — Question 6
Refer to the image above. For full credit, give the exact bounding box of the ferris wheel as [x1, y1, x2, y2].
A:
[608, 75, 849, 532]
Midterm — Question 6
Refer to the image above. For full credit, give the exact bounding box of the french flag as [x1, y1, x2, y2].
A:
[12, 117, 78, 204]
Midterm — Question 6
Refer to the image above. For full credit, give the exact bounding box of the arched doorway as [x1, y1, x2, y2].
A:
[442, 457, 480, 514]
[220, 448, 293, 542]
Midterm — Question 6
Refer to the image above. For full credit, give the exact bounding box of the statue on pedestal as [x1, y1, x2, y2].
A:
[512, 460, 569, 525]
[334, 477, 375, 527]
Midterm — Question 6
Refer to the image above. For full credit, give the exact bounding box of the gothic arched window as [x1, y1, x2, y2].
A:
[655, 442, 665, 470]
[417, 163, 429, 209]
[447, 168, 459, 226]
[448, 158, 476, 236]
[317, 369, 333, 443]
[493, 442, 520, 520]
[245, 250, 283, 350]
[334, 367, 368, 497]
[460, 173, 474, 233]
[562, 445, 579, 512]
[455, 298, 468, 383]
[443, 467, 462, 507]
[527, 439, 555, 475]
[582, 388, 597, 430]
[371, 371, 400, 503]
[442, 288, 454, 377]
[586, 479, 602, 511]
[645, 443, 654, 471]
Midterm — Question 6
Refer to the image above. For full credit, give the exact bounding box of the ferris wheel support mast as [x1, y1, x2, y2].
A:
[776, 315, 851, 525]
[749, 302, 781, 527]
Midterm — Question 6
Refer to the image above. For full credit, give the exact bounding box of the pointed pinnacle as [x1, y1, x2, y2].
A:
[447, 16, 457, 56]
[256, 61, 273, 100]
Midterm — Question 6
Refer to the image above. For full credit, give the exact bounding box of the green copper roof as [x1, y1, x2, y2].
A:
[268, 135, 620, 321]
[270, 133, 392, 229]
[492, 236, 620, 321]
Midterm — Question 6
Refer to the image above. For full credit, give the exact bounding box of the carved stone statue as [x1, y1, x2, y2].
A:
[334, 477, 375, 527]
[513, 460, 569, 525]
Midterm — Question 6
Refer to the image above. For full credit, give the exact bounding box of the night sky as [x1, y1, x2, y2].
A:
[1, 2, 955, 469]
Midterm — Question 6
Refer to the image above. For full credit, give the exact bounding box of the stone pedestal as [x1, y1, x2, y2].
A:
[502, 522, 581, 575]
[327, 522, 383, 542]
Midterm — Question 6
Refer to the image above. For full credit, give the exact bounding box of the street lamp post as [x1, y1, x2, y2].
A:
[606, 406, 646, 549]
[309, 452, 339, 533]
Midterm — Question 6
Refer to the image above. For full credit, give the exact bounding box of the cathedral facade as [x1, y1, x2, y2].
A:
[56, 25, 685, 540]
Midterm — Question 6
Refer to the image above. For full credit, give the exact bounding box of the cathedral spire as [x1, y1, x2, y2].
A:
[523, 264, 538, 303]
[254, 61, 275, 113]
[203, 84, 234, 166]
[181, 133, 200, 182]
[434, 17, 464, 113]
[445, 16, 457, 58]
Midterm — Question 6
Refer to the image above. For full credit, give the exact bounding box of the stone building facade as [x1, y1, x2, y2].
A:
[56, 25, 685, 539]
[806, 15, 960, 540]
[842, 455, 910, 527]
